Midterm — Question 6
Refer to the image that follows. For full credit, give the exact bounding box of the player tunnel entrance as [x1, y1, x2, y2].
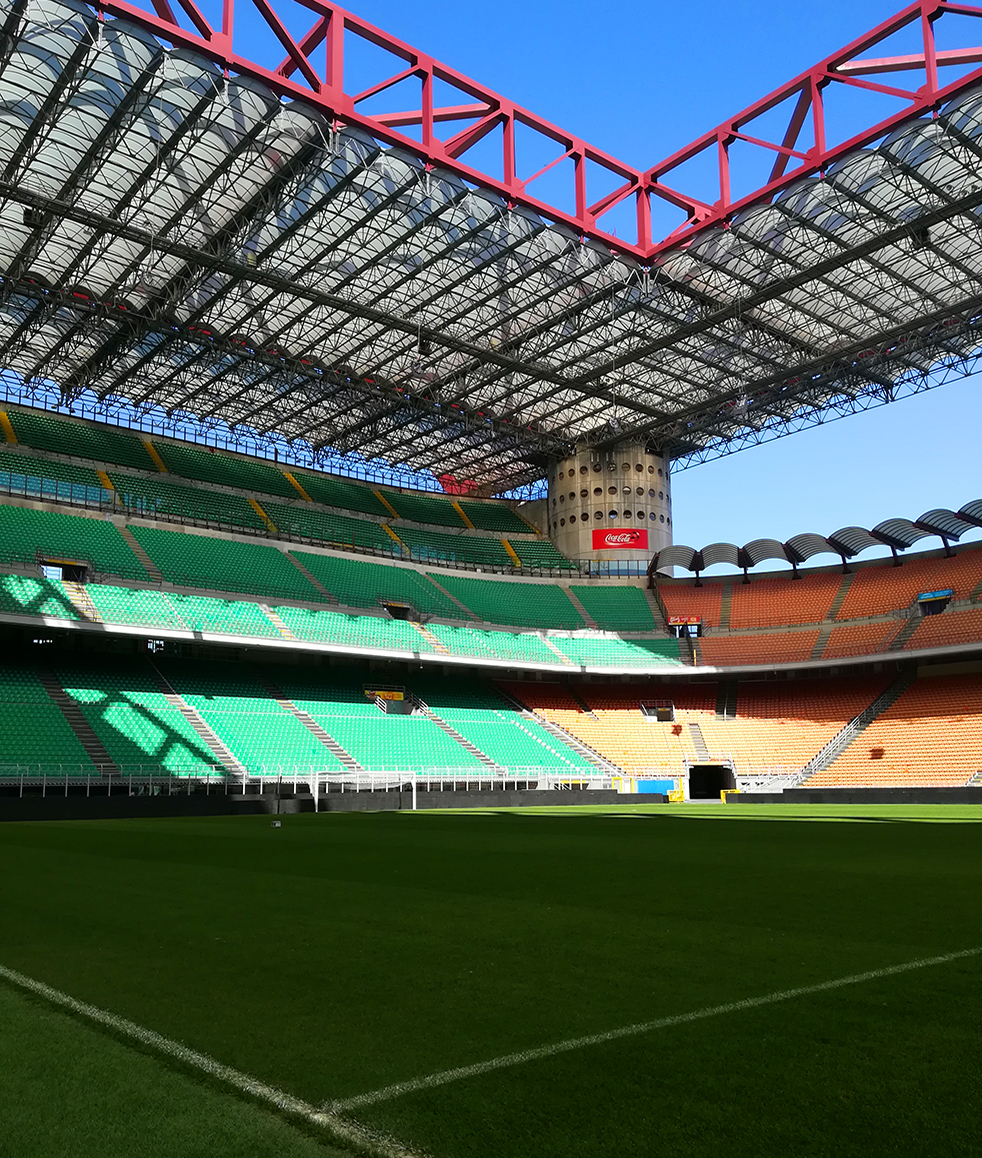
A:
[688, 764, 735, 799]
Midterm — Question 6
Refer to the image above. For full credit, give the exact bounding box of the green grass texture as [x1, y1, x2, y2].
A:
[2, 807, 980, 1157]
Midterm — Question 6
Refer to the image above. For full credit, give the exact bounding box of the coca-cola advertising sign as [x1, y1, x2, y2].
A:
[592, 529, 648, 551]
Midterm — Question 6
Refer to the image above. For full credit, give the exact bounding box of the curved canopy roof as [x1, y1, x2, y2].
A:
[652, 500, 982, 575]
[3, 0, 982, 493]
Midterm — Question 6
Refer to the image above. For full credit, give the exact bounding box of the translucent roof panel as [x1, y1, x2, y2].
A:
[4, 0, 982, 492]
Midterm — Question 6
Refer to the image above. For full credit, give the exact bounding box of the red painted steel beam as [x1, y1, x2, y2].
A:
[88, 0, 982, 260]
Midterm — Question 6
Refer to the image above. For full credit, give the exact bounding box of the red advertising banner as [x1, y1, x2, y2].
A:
[592, 528, 649, 550]
[668, 615, 702, 626]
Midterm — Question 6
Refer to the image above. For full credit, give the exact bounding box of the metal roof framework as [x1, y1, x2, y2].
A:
[653, 499, 982, 577]
[2, 0, 982, 494]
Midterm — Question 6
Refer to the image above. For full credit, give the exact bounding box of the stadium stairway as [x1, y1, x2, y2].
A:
[417, 702, 500, 768]
[422, 573, 479, 620]
[719, 581, 734, 629]
[148, 663, 245, 774]
[810, 624, 834, 660]
[118, 525, 161, 582]
[888, 617, 922, 651]
[259, 605, 296, 641]
[828, 570, 856, 618]
[37, 668, 120, 773]
[715, 681, 738, 720]
[646, 585, 671, 630]
[563, 588, 599, 629]
[409, 621, 450, 653]
[688, 722, 711, 761]
[284, 553, 334, 599]
[261, 680, 363, 772]
[61, 580, 103, 623]
[797, 671, 916, 781]
[539, 636, 575, 665]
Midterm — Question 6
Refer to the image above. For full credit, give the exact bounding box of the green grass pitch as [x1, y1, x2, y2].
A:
[2, 804, 980, 1157]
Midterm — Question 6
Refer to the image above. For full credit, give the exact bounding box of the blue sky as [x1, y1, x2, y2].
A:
[329, 0, 980, 555]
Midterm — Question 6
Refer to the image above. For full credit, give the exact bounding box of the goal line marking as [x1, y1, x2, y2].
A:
[325, 945, 982, 1113]
[0, 963, 422, 1158]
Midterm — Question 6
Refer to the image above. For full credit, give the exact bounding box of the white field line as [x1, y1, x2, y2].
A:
[0, 963, 424, 1158]
[326, 945, 982, 1113]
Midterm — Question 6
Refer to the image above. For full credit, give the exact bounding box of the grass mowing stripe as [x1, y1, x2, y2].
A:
[0, 963, 423, 1158]
[326, 945, 982, 1113]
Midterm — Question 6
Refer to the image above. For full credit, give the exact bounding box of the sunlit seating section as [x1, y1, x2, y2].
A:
[509, 539, 576, 570]
[161, 661, 344, 774]
[261, 501, 395, 554]
[382, 488, 465, 527]
[278, 675, 481, 772]
[0, 502, 145, 579]
[0, 447, 108, 505]
[458, 501, 531, 534]
[657, 581, 724, 627]
[396, 526, 513, 567]
[165, 593, 280, 638]
[837, 548, 982, 618]
[150, 440, 297, 498]
[699, 631, 821, 666]
[6, 409, 157, 471]
[822, 621, 898, 659]
[0, 662, 94, 773]
[425, 624, 559, 665]
[903, 608, 982, 650]
[55, 659, 217, 773]
[434, 574, 583, 628]
[505, 682, 714, 774]
[552, 636, 685, 667]
[289, 470, 391, 517]
[698, 677, 888, 771]
[131, 526, 321, 601]
[807, 674, 982, 787]
[0, 573, 81, 620]
[418, 682, 594, 770]
[729, 571, 843, 629]
[291, 551, 461, 617]
[273, 605, 432, 653]
[110, 472, 266, 531]
[85, 584, 186, 630]
[569, 584, 658, 631]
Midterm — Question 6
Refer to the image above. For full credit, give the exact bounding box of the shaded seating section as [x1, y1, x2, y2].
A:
[509, 539, 576, 570]
[396, 525, 513, 567]
[0, 447, 109, 504]
[131, 526, 323, 602]
[552, 636, 685, 667]
[150, 440, 297, 498]
[381, 488, 466, 527]
[822, 622, 899, 659]
[54, 658, 217, 773]
[291, 551, 461, 617]
[290, 470, 391, 517]
[570, 584, 657, 631]
[160, 661, 346, 774]
[433, 574, 583, 628]
[657, 581, 723, 627]
[0, 663, 92, 773]
[0, 573, 81, 620]
[425, 624, 558, 665]
[699, 632, 821, 666]
[110, 472, 267, 531]
[5, 409, 157, 471]
[262, 501, 396, 554]
[458, 501, 530, 534]
[903, 608, 982, 650]
[836, 548, 982, 618]
[0, 502, 145, 579]
[274, 605, 431, 653]
[729, 571, 843, 628]
[807, 675, 982, 787]
[697, 677, 889, 771]
[414, 679, 594, 770]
